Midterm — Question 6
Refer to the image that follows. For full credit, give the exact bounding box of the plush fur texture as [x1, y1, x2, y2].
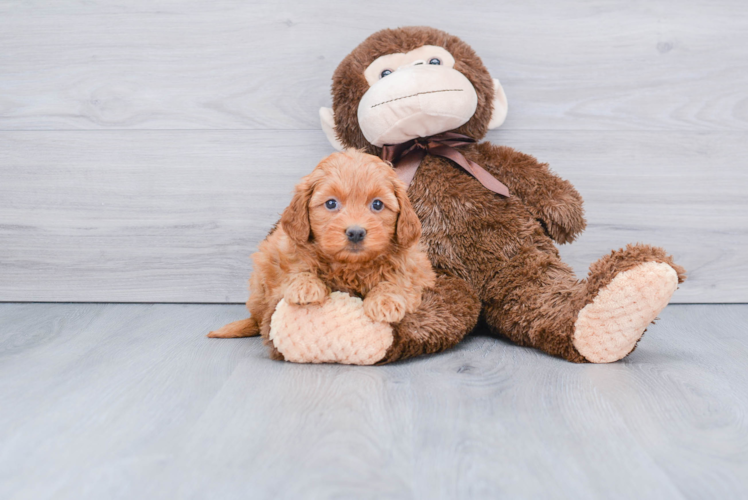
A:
[324, 27, 685, 363]
[208, 150, 436, 358]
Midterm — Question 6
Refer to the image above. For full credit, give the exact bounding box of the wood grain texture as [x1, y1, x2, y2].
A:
[1, 0, 746, 303]
[1, 129, 745, 303]
[0, 303, 746, 498]
[0, 0, 746, 132]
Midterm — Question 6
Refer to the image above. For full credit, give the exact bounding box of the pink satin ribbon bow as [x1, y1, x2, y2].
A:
[381, 132, 510, 198]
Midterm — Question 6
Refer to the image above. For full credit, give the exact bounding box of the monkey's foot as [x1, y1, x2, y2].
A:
[269, 292, 393, 365]
[573, 262, 679, 363]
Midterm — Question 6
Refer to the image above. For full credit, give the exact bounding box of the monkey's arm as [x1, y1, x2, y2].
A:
[262, 270, 479, 364]
[476, 143, 587, 244]
[378, 270, 481, 363]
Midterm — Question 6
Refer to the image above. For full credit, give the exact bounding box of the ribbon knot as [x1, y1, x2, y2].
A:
[381, 132, 510, 198]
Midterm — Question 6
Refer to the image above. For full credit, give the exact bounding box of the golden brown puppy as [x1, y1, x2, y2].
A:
[208, 150, 436, 347]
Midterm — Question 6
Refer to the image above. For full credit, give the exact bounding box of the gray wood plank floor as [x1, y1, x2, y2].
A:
[1, 303, 746, 499]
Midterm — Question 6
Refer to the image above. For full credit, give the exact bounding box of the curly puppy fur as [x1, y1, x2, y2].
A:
[209, 150, 436, 357]
[328, 26, 685, 363]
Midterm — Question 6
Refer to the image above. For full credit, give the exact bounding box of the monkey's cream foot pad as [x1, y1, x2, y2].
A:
[573, 262, 679, 363]
[269, 291, 393, 365]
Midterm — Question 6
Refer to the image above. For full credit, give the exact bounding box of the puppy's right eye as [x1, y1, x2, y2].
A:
[325, 199, 338, 210]
[380, 69, 392, 78]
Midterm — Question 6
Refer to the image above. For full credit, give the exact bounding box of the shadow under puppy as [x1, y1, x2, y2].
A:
[209, 150, 436, 360]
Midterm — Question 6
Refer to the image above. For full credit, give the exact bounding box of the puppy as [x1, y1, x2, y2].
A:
[208, 150, 436, 349]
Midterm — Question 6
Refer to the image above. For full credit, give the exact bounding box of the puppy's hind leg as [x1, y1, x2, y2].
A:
[208, 317, 260, 338]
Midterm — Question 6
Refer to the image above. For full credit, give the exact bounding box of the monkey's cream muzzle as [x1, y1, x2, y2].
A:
[357, 65, 478, 147]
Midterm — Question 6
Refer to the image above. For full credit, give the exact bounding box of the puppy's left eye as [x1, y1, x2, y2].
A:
[370, 199, 384, 212]
[428, 58, 441, 65]
[325, 199, 338, 210]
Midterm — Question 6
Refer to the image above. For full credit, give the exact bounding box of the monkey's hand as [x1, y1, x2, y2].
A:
[477, 143, 587, 244]
[269, 292, 394, 365]
[526, 191, 586, 245]
[283, 273, 329, 306]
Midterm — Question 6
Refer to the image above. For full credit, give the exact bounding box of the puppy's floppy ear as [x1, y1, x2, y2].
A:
[393, 178, 421, 248]
[280, 177, 315, 245]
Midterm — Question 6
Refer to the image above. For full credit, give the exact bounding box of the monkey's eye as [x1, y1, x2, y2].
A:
[325, 199, 339, 210]
[380, 69, 393, 78]
[429, 58, 441, 65]
[370, 199, 384, 212]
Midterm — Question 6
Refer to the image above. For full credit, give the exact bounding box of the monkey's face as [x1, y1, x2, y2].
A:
[321, 27, 508, 151]
[357, 45, 478, 147]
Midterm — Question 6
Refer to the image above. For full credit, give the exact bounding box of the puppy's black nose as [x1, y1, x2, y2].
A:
[345, 226, 366, 243]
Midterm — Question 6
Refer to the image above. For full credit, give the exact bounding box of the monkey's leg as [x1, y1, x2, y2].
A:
[378, 271, 481, 364]
[482, 244, 685, 363]
[266, 271, 480, 365]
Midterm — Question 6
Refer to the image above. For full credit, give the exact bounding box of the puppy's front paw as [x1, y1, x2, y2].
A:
[284, 277, 328, 306]
[364, 292, 408, 323]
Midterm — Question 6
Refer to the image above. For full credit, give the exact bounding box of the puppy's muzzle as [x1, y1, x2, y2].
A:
[345, 226, 366, 243]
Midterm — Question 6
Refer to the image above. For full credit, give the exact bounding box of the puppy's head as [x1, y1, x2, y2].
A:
[280, 150, 421, 262]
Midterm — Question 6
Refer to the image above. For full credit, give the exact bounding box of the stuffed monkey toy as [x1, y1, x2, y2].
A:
[243, 26, 686, 364]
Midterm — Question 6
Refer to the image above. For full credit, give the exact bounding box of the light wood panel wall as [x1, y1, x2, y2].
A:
[1, 0, 746, 302]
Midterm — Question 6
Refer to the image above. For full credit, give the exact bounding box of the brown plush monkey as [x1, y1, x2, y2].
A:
[250, 26, 686, 364]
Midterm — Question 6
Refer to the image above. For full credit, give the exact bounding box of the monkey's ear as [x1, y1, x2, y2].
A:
[319, 107, 345, 151]
[487, 78, 509, 130]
